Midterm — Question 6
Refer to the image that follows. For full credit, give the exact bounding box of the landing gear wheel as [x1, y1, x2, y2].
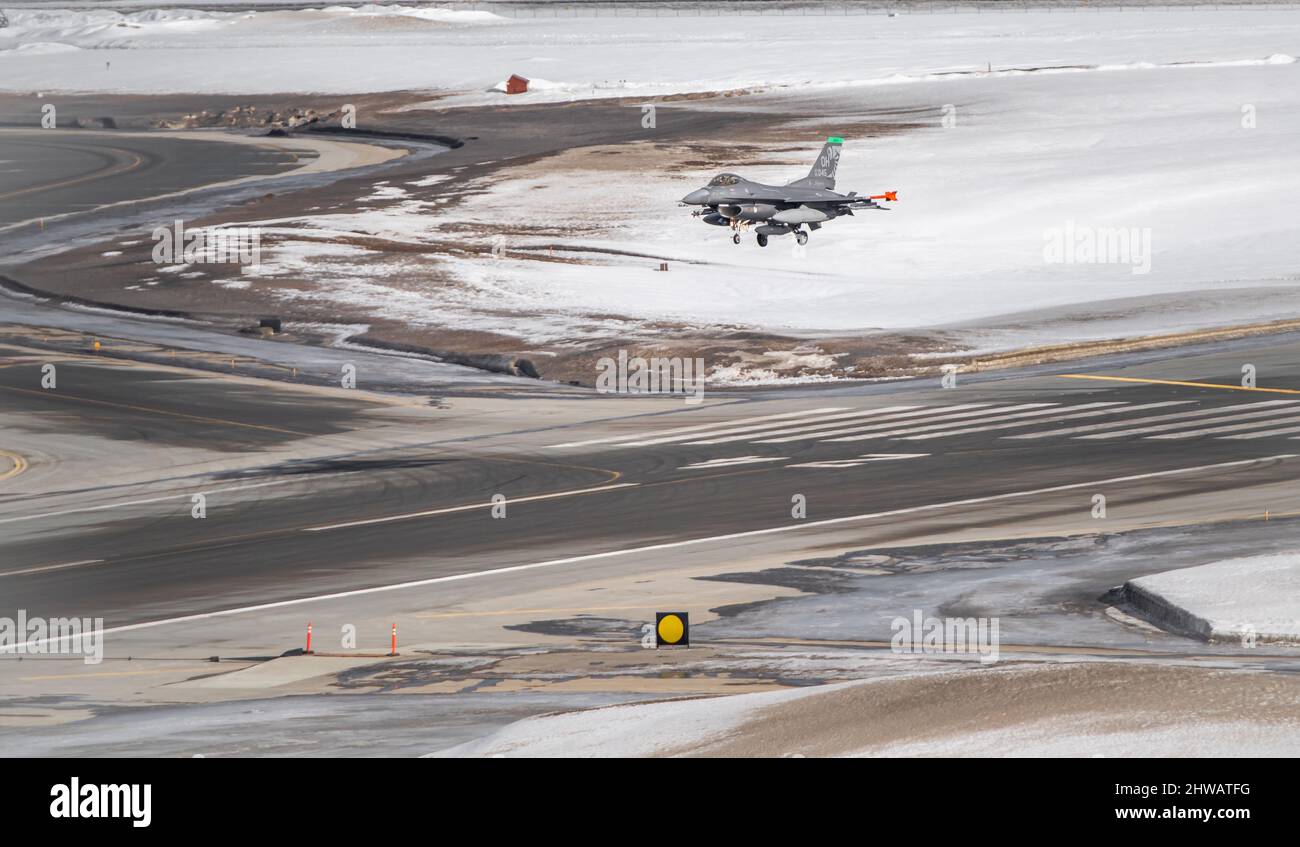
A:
[757, 233, 768, 247]
[795, 231, 809, 246]
[732, 233, 741, 245]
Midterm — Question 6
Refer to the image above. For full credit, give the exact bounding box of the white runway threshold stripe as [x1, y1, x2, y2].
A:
[872, 401, 1127, 441]
[545, 407, 849, 448]
[686, 403, 993, 445]
[898, 401, 1193, 440]
[1225, 423, 1300, 440]
[1148, 414, 1300, 439]
[1007, 399, 1298, 439]
[755, 403, 1044, 444]
[10, 453, 1294, 652]
[1078, 402, 1300, 439]
[634, 405, 920, 446]
[825, 403, 1069, 442]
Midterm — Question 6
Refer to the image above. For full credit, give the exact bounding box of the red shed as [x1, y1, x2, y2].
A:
[505, 74, 529, 95]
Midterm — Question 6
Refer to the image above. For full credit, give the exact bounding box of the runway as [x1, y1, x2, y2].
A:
[4, 325, 1300, 635]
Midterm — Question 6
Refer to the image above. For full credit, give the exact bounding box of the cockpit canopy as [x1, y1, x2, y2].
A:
[707, 173, 741, 187]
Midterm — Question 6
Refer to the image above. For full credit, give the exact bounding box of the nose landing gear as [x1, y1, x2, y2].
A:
[732, 233, 741, 245]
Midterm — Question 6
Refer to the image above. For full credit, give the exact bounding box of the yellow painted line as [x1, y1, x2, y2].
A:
[0, 384, 309, 437]
[0, 450, 27, 483]
[0, 146, 144, 202]
[1058, 374, 1300, 395]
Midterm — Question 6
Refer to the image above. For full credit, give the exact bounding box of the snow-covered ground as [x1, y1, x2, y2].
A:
[0, 5, 1294, 99]
[430, 681, 834, 758]
[5, 6, 1300, 351]
[1128, 553, 1300, 643]
[427, 49, 1300, 337]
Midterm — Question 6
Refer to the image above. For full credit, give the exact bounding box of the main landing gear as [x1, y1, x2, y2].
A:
[753, 230, 804, 248]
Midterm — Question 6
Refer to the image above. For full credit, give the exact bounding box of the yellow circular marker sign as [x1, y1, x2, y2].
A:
[655, 612, 689, 648]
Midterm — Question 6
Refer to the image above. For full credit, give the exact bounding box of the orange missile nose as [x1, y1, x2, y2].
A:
[869, 191, 898, 202]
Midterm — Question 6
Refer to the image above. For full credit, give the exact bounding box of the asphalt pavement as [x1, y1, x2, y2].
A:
[0, 128, 308, 228]
[4, 327, 1300, 631]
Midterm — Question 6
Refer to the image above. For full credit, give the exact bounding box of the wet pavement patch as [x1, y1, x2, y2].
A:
[506, 616, 642, 641]
[695, 519, 1300, 652]
[699, 566, 862, 597]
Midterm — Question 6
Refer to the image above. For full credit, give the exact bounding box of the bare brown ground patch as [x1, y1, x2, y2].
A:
[687, 662, 1300, 757]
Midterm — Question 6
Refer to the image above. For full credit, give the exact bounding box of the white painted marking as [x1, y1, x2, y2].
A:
[14, 453, 1291, 654]
[827, 403, 1077, 442]
[677, 456, 787, 470]
[787, 453, 930, 469]
[754, 403, 1035, 444]
[546, 407, 849, 448]
[303, 482, 641, 532]
[0, 559, 103, 579]
[652, 405, 921, 446]
[1080, 403, 1300, 439]
[1147, 413, 1300, 439]
[685, 404, 987, 446]
[1007, 400, 1298, 440]
[0, 477, 335, 526]
[1227, 424, 1300, 440]
[902, 401, 1190, 440]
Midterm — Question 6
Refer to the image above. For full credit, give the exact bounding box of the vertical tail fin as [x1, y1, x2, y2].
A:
[793, 136, 843, 189]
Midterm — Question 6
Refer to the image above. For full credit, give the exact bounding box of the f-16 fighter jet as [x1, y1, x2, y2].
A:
[679, 136, 897, 246]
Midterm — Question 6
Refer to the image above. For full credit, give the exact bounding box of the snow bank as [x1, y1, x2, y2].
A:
[431, 684, 830, 758]
[1125, 554, 1300, 643]
[336, 5, 502, 24]
[0, 8, 240, 45]
[1, 42, 82, 55]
